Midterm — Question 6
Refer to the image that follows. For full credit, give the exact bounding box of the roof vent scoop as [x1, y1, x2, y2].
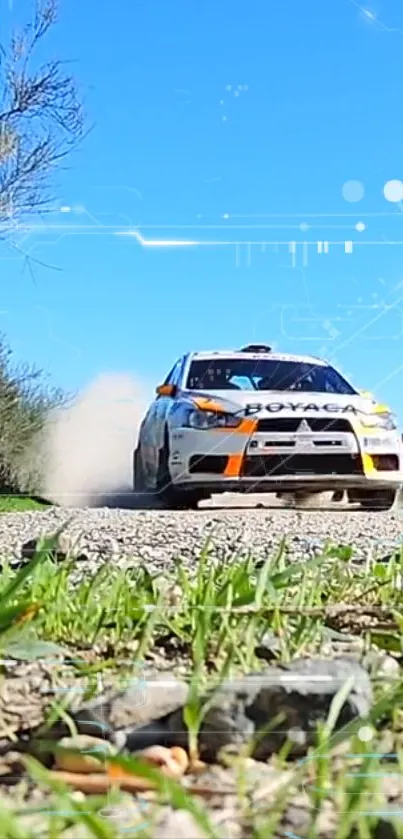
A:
[239, 344, 272, 353]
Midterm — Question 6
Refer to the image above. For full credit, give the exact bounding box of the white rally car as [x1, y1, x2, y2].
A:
[133, 344, 402, 510]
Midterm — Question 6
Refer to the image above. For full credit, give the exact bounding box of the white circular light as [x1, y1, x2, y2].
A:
[355, 222, 366, 232]
[383, 180, 403, 203]
[342, 180, 365, 203]
[358, 725, 374, 743]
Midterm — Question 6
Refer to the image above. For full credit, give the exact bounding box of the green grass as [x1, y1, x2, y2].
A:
[0, 531, 403, 837]
[0, 494, 53, 513]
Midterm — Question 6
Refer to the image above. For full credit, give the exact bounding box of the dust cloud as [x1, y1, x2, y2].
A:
[39, 373, 152, 507]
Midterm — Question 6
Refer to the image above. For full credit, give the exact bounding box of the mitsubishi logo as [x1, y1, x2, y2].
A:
[297, 419, 311, 432]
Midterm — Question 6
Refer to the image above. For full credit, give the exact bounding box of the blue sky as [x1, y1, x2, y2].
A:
[2, 0, 403, 417]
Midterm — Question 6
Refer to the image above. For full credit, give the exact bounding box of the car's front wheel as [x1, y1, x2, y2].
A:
[348, 488, 397, 511]
[156, 432, 206, 510]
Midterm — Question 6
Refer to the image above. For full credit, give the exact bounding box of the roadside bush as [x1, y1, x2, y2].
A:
[0, 334, 66, 494]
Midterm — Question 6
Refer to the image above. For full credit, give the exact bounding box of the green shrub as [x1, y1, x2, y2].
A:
[0, 334, 66, 494]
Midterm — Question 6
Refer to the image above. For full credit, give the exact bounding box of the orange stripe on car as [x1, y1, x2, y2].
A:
[214, 417, 258, 435]
[191, 398, 258, 436]
[192, 397, 226, 412]
[236, 417, 258, 435]
[224, 454, 243, 477]
[222, 417, 258, 476]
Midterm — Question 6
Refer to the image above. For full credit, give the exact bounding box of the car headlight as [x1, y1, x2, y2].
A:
[360, 412, 397, 431]
[183, 409, 242, 430]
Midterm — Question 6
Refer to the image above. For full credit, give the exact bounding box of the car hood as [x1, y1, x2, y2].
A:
[182, 389, 383, 419]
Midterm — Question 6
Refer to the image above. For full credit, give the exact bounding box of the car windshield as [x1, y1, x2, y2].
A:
[185, 358, 357, 395]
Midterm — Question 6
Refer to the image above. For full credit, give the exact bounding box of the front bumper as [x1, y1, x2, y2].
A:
[169, 476, 403, 494]
[169, 423, 403, 494]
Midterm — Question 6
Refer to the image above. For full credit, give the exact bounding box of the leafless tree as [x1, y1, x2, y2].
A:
[0, 0, 86, 226]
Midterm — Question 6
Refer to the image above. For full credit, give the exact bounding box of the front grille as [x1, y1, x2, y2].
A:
[189, 455, 228, 474]
[256, 418, 353, 433]
[242, 454, 363, 478]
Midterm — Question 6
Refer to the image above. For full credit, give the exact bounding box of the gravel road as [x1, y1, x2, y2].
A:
[1, 498, 403, 571]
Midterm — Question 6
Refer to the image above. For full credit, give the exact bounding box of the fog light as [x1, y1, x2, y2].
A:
[372, 455, 399, 471]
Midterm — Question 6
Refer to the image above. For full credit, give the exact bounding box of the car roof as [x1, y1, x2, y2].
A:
[188, 350, 327, 366]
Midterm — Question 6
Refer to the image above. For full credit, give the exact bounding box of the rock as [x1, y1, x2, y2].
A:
[79, 674, 188, 733]
[54, 735, 115, 773]
[164, 657, 373, 762]
[362, 650, 401, 681]
[26, 675, 188, 762]
[54, 673, 190, 752]
[107, 675, 188, 730]
[247, 656, 372, 759]
[121, 684, 256, 760]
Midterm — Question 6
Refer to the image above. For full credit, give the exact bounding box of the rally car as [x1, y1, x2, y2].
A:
[133, 344, 402, 510]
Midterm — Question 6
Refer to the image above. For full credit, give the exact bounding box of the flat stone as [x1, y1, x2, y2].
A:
[61, 659, 373, 765]
[165, 657, 373, 761]
[79, 674, 189, 733]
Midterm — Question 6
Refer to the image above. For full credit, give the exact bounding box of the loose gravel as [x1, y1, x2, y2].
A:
[0, 504, 402, 572]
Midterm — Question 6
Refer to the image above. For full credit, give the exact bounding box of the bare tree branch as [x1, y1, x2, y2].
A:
[0, 0, 87, 225]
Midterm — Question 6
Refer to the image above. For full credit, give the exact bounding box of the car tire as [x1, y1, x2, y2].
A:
[133, 446, 147, 492]
[348, 488, 397, 511]
[156, 431, 205, 510]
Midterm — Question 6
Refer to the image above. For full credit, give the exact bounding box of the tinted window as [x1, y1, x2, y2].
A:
[186, 358, 356, 395]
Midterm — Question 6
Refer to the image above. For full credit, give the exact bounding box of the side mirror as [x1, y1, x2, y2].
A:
[156, 383, 176, 397]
